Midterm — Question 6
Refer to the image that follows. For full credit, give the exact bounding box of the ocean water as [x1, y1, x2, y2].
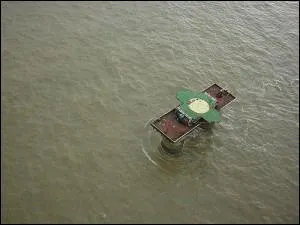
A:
[1, 1, 299, 223]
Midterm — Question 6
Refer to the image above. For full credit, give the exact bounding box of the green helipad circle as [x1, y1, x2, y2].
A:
[188, 98, 210, 114]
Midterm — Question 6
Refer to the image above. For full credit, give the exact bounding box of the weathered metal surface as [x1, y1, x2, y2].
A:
[150, 84, 236, 143]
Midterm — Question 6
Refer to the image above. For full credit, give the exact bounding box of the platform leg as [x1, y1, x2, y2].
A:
[160, 137, 184, 155]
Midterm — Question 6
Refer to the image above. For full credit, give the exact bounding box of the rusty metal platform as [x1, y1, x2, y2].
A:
[150, 84, 236, 143]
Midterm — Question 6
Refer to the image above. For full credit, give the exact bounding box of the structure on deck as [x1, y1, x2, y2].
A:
[150, 84, 236, 143]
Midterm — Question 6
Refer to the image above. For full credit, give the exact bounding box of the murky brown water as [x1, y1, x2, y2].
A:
[2, 1, 299, 223]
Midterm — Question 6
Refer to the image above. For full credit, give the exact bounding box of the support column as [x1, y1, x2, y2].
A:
[160, 137, 184, 155]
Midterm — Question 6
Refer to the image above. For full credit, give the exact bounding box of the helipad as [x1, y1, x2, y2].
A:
[188, 98, 210, 114]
